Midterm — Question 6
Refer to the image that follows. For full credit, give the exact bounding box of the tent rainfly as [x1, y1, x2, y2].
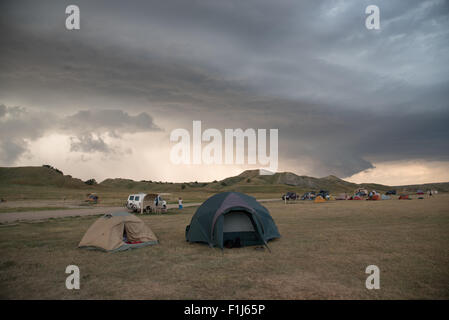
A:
[185, 192, 280, 249]
[79, 211, 158, 252]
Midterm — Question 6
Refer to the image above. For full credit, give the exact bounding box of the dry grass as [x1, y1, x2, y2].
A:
[0, 195, 448, 299]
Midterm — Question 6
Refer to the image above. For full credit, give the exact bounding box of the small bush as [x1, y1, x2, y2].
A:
[84, 179, 97, 185]
[42, 164, 63, 175]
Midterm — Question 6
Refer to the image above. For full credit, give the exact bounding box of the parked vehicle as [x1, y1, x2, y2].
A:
[126, 193, 167, 213]
[301, 191, 316, 200]
[354, 188, 368, 196]
[317, 190, 329, 197]
[282, 192, 298, 201]
[386, 190, 397, 195]
[85, 193, 99, 204]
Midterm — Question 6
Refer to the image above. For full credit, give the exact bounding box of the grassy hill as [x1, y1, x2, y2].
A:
[0, 166, 448, 202]
[0, 166, 86, 188]
[215, 170, 359, 193]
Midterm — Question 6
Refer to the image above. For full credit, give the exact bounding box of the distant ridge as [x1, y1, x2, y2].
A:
[0, 166, 86, 188]
[0, 166, 448, 193]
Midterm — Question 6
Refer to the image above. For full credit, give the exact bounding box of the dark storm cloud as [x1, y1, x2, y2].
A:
[0, 104, 6, 118]
[70, 134, 111, 153]
[0, 104, 162, 163]
[64, 109, 161, 135]
[0, 0, 448, 176]
[64, 109, 161, 154]
[0, 105, 56, 164]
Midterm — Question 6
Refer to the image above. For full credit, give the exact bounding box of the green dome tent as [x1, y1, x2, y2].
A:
[185, 192, 280, 249]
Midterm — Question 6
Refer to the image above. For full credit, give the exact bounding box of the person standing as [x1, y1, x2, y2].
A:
[178, 197, 183, 209]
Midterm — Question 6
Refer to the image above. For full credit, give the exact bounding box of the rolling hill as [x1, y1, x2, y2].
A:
[1, 166, 448, 196]
[0, 166, 86, 188]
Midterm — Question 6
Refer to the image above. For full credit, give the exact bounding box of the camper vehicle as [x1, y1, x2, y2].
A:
[126, 193, 167, 213]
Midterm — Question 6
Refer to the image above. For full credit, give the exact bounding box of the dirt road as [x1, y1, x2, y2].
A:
[0, 203, 199, 224]
[0, 199, 280, 223]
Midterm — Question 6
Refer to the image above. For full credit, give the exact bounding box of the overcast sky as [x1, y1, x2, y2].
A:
[1, 0, 448, 184]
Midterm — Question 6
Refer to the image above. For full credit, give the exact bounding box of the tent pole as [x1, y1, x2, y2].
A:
[264, 242, 271, 253]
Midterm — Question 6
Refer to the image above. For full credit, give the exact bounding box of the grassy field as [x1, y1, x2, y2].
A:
[0, 184, 285, 208]
[0, 195, 448, 299]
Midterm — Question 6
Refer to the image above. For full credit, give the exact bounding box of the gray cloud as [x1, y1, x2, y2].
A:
[70, 134, 111, 153]
[63, 109, 161, 135]
[0, 1, 448, 177]
[0, 140, 28, 165]
[0, 105, 56, 164]
[0, 104, 6, 118]
[0, 104, 162, 162]
[64, 109, 161, 154]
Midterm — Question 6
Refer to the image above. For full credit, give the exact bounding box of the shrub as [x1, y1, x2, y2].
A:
[42, 164, 63, 175]
[84, 179, 97, 185]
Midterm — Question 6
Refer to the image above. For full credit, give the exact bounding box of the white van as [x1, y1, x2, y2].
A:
[126, 193, 167, 213]
[126, 193, 146, 211]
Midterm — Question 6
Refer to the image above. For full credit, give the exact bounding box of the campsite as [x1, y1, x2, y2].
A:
[2, 0, 449, 309]
[0, 166, 448, 299]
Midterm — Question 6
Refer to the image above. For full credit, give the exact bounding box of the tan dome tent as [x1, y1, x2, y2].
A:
[79, 212, 158, 252]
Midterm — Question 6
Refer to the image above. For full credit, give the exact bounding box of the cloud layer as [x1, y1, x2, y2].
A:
[0, 0, 448, 180]
[0, 104, 161, 163]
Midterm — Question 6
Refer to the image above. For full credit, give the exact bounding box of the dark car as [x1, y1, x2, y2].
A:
[301, 191, 316, 200]
[317, 190, 330, 198]
[282, 192, 298, 201]
[386, 190, 397, 195]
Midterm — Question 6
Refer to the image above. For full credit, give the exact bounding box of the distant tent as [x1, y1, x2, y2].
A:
[79, 212, 158, 252]
[314, 195, 327, 203]
[381, 194, 391, 200]
[399, 195, 410, 200]
[351, 195, 363, 200]
[185, 192, 280, 249]
[367, 194, 381, 200]
[416, 190, 424, 195]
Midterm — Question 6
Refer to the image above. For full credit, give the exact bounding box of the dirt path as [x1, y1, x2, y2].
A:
[0, 198, 280, 224]
[0, 203, 199, 224]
